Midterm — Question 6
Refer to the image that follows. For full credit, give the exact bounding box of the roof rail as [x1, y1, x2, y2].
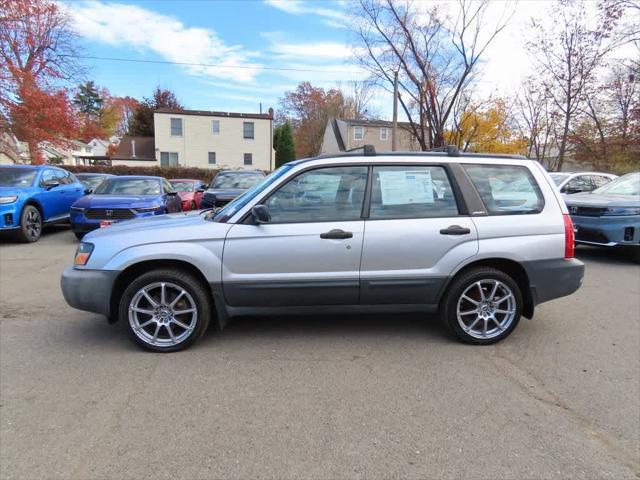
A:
[345, 144, 376, 156]
[429, 145, 460, 157]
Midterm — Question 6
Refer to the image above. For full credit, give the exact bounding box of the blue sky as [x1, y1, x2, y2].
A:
[65, 0, 372, 115]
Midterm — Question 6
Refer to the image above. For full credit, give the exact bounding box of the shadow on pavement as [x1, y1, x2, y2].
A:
[575, 244, 639, 265]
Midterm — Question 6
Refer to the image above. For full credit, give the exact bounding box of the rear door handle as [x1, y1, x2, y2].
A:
[320, 229, 353, 239]
[440, 225, 471, 235]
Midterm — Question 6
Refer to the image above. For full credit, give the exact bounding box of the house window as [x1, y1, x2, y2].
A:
[160, 152, 179, 167]
[212, 120, 220, 134]
[353, 126, 364, 141]
[208, 152, 216, 165]
[170, 118, 183, 136]
[243, 122, 254, 139]
[380, 127, 389, 141]
[244, 153, 253, 165]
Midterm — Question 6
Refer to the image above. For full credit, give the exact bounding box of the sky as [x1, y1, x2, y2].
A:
[61, 0, 606, 119]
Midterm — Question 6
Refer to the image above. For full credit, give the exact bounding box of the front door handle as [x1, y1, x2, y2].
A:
[440, 225, 471, 235]
[320, 229, 353, 239]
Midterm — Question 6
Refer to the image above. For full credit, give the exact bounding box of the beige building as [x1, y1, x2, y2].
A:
[153, 108, 274, 170]
[320, 118, 420, 155]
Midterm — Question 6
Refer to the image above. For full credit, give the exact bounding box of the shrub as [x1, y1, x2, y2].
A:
[63, 165, 221, 184]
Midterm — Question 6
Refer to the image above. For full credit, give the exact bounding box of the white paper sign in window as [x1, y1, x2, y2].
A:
[379, 169, 434, 205]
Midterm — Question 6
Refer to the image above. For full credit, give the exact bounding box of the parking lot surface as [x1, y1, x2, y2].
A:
[1, 228, 639, 479]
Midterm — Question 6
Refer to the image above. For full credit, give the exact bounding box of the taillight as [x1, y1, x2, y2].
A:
[563, 214, 575, 259]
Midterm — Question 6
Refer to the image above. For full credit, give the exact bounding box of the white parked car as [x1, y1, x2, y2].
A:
[549, 172, 617, 195]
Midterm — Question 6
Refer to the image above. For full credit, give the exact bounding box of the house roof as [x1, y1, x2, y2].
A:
[111, 136, 156, 161]
[339, 118, 412, 128]
[155, 108, 273, 120]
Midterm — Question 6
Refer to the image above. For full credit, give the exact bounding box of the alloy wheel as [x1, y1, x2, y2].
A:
[25, 209, 41, 240]
[456, 279, 516, 340]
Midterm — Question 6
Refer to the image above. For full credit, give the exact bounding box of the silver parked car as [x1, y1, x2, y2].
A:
[61, 148, 584, 352]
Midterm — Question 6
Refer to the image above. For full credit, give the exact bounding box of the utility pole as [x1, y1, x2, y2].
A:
[392, 71, 398, 151]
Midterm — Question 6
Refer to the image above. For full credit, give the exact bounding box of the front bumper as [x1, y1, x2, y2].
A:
[571, 214, 640, 247]
[523, 258, 585, 305]
[61, 267, 119, 317]
[0, 202, 20, 230]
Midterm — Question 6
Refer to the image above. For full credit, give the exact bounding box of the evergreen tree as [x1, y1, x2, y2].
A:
[127, 87, 183, 136]
[73, 81, 103, 118]
[274, 122, 295, 167]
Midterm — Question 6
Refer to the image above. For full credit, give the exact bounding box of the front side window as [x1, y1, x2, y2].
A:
[563, 175, 592, 193]
[590, 175, 612, 188]
[244, 153, 253, 165]
[243, 122, 254, 139]
[264, 166, 367, 223]
[463, 164, 544, 215]
[369, 166, 458, 219]
[212, 120, 220, 134]
[380, 127, 389, 141]
[353, 126, 364, 141]
[170, 118, 182, 136]
[208, 152, 216, 165]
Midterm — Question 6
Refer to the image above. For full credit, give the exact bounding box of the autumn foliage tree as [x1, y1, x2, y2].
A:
[0, 0, 80, 163]
[128, 87, 183, 137]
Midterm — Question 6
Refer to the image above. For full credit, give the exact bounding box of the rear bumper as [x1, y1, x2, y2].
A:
[523, 258, 585, 305]
[61, 267, 118, 317]
[571, 214, 640, 247]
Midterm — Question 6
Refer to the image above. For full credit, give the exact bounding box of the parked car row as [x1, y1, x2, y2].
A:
[0, 165, 263, 242]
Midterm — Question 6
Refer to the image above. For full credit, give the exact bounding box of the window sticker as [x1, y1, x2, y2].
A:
[379, 169, 434, 205]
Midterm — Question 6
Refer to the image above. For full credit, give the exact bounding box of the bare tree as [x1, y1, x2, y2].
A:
[339, 80, 376, 120]
[351, 0, 511, 149]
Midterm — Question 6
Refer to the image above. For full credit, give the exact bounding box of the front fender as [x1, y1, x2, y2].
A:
[102, 240, 223, 283]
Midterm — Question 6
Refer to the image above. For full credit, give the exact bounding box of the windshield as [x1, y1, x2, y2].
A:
[0, 168, 37, 187]
[169, 181, 194, 192]
[80, 175, 110, 191]
[213, 165, 293, 222]
[212, 172, 264, 189]
[549, 173, 570, 186]
[94, 178, 161, 195]
[593, 172, 640, 196]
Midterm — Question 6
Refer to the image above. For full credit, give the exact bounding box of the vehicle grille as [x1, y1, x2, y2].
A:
[575, 228, 610, 244]
[201, 193, 232, 209]
[3, 213, 13, 226]
[569, 206, 607, 217]
[85, 208, 135, 220]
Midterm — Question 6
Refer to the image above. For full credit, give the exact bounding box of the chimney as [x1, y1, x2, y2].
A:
[259, 102, 263, 114]
[131, 139, 136, 158]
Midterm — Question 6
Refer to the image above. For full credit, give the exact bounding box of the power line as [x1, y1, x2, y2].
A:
[63, 55, 363, 74]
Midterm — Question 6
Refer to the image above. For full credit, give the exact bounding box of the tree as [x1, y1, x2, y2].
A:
[73, 81, 103, 117]
[274, 122, 296, 166]
[447, 98, 527, 154]
[128, 87, 183, 136]
[0, 0, 81, 162]
[352, 0, 511, 150]
[526, 0, 622, 171]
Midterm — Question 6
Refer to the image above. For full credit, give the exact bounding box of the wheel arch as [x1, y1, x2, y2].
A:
[22, 198, 44, 221]
[109, 259, 223, 329]
[439, 257, 534, 319]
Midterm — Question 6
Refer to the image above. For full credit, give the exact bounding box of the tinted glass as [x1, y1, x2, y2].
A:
[564, 176, 592, 192]
[169, 181, 194, 192]
[549, 173, 570, 186]
[94, 178, 161, 195]
[463, 164, 544, 215]
[212, 172, 264, 189]
[594, 172, 640, 196]
[265, 166, 367, 223]
[0, 168, 37, 187]
[369, 166, 458, 219]
[590, 175, 612, 188]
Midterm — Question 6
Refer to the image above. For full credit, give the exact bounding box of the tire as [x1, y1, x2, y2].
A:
[16, 205, 42, 243]
[442, 267, 522, 345]
[74, 232, 84, 240]
[119, 268, 212, 352]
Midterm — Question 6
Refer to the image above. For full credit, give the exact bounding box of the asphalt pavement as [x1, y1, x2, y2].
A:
[1, 227, 639, 479]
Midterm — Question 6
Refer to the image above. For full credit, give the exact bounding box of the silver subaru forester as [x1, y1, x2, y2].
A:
[61, 148, 584, 352]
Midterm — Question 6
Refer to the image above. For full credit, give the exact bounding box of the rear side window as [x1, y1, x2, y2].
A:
[369, 166, 459, 219]
[463, 164, 544, 215]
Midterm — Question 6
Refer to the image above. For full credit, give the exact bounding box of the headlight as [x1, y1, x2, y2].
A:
[74, 242, 94, 266]
[0, 196, 18, 204]
[70, 206, 85, 212]
[134, 206, 163, 213]
[604, 207, 640, 216]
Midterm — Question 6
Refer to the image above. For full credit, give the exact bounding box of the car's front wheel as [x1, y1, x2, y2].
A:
[16, 205, 42, 243]
[443, 267, 522, 345]
[119, 268, 212, 352]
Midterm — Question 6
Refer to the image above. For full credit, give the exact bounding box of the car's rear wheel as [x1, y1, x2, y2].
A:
[443, 267, 522, 345]
[119, 268, 211, 352]
[16, 205, 42, 243]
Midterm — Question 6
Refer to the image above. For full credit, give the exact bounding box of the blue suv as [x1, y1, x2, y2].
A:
[0, 165, 85, 242]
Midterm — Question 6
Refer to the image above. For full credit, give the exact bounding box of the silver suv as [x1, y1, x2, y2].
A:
[61, 149, 584, 352]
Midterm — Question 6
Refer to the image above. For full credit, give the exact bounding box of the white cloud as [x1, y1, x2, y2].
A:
[264, 0, 347, 27]
[67, 1, 262, 82]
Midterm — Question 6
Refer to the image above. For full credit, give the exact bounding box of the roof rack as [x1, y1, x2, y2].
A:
[345, 144, 376, 156]
[427, 145, 460, 157]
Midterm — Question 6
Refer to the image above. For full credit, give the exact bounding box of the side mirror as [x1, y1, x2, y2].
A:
[44, 181, 60, 190]
[251, 204, 271, 224]
[84, 188, 93, 195]
[167, 190, 178, 196]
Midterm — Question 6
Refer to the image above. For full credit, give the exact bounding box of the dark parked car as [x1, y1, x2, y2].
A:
[75, 173, 116, 192]
[70, 175, 182, 239]
[0, 165, 84, 242]
[200, 170, 265, 209]
[169, 179, 207, 211]
[564, 172, 640, 247]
